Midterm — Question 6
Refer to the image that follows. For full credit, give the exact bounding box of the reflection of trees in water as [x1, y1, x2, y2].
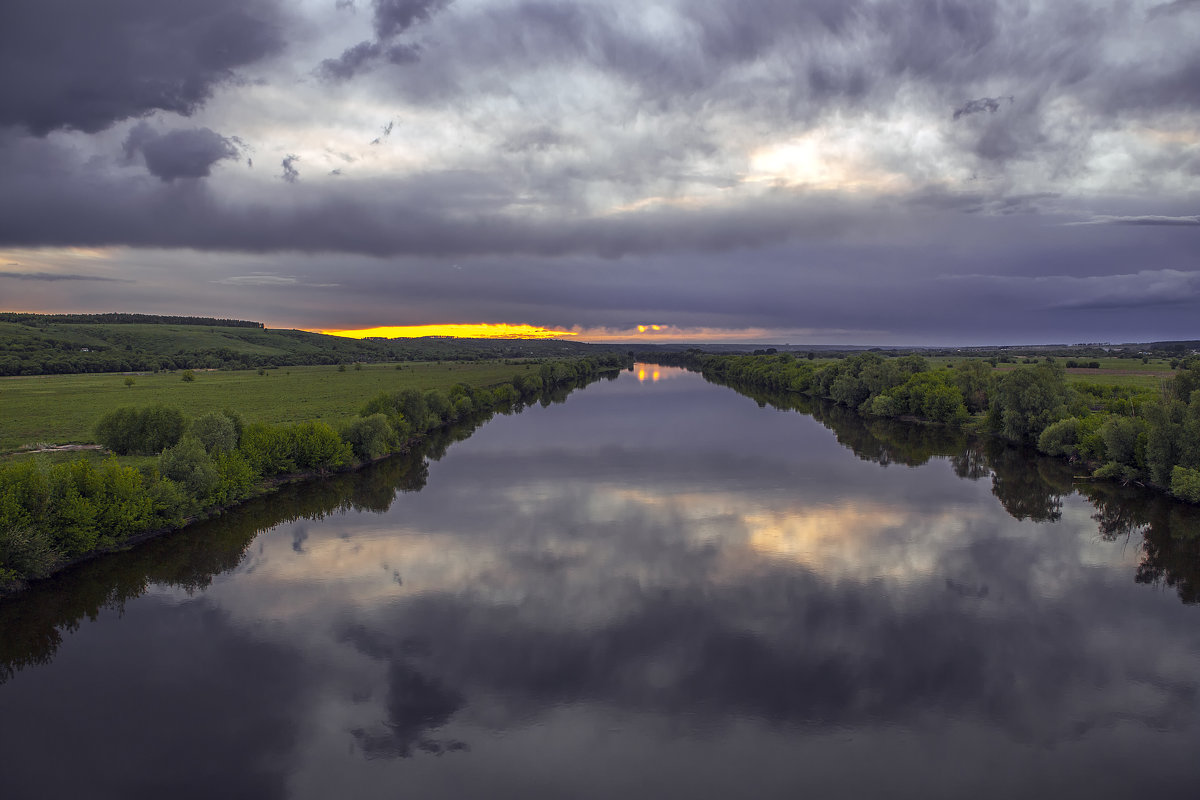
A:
[1138, 508, 1200, 604]
[1080, 482, 1200, 605]
[0, 381, 595, 686]
[701, 370, 1200, 606]
[983, 439, 1075, 523]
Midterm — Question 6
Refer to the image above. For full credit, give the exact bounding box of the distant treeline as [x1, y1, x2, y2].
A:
[644, 350, 1200, 505]
[0, 354, 632, 591]
[919, 341, 1200, 361]
[0, 313, 264, 328]
[0, 314, 617, 376]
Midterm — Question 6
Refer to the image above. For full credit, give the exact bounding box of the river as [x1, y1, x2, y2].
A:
[2, 364, 1199, 798]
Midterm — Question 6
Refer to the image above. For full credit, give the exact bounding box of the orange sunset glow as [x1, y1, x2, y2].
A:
[318, 323, 578, 340]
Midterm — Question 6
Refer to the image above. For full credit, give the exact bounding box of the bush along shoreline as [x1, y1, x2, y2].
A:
[0, 355, 632, 594]
[641, 351, 1200, 506]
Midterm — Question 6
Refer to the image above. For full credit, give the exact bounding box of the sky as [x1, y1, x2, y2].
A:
[0, 0, 1197, 345]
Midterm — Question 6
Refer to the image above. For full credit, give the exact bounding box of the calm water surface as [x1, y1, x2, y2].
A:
[3, 365, 1200, 799]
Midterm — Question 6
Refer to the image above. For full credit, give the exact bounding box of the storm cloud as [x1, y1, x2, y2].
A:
[1, 0, 1198, 343]
[0, 0, 286, 135]
[317, 0, 447, 80]
[123, 123, 241, 181]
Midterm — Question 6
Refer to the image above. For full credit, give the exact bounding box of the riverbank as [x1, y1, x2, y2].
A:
[0, 360, 572, 457]
[0, 356, 632, 594]
[640, 351, 1200, 506]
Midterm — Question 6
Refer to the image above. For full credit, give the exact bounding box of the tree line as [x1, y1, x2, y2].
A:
[0, 318, 619, 376]
[0, 355, 631, 590]
[644, 350, 1200, 505]
[0, 313, 264, 328]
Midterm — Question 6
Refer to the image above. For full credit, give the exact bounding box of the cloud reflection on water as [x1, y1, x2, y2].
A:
[3, 367, 1200, 798]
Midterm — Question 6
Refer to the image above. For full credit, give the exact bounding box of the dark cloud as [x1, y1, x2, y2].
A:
[953, 96, 1013, 120]
[1100, 52, 1200, 115]
[1148, 0, 1200, 19]
[319, 40, 385, 81]
[0, 0, 286, 135]
[369, 119, 396, 145]
[317, 0, 446, 80]
[1045, 270, 1200, 311]
[1, 0, 1197, 344]
[122, 123, 241, 181]
[280, 154, 301, 183]
[372, 0, 451, 40]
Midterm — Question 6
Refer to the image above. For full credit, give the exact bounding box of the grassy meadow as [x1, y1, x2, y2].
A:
[921, 356, 1176, 391]
[0, 361, 540, 456]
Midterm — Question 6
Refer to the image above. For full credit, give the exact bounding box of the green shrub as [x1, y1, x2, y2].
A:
[452, 396, 473, 418]
[212, 451, 257, 505]
[864, 394, 899, 418]
[94, 404, 186, 455]
[1171, 466, 1200, 503]
[994, 364, 1072, 443]
[146, 477, 189, 527]
[340, 414, 397, 462]
[159, 437, 220, 500]
[92, 458, 154, 543]
[191, 412, 238, 454]
[922, 383, 969, 424]
[1038, 417, 1080, 458]
[239, 423, 297, 476]
[1101, 416, 1145, 470]
[0, 519, 59, 581]
[290, 421, 352, 472]
[424, 390, 451, 426]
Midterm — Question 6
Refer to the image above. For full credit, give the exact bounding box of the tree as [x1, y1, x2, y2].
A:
[994, 363, 1072, 443]
[290, 421, 352, 472]
[340, 414, 397, 462]
[953, 360, 994, 413]
[1038, 417, 1080, 458]
[159, 437, 220, 500]
[94, 404, 185, 455]
[1100, 416, 1145, 471]
[1171, 466, 1200, 503]
[191, 412, 238, 454]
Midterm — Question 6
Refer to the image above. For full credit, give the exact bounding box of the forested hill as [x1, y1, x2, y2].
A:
[0, 313, 263, 328]
[0, 313, 618, 375]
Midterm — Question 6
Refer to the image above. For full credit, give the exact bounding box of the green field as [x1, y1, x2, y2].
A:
[917, 356, 1174, 390]
[0, 362, 540, 456]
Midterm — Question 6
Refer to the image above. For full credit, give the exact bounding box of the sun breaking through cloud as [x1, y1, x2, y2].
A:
[319, 323, 578, 340]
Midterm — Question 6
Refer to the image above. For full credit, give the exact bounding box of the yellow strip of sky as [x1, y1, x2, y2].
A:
[318, 323, 577, 340]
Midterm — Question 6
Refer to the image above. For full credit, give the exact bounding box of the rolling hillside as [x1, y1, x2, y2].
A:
[0, 313, 617, 375]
